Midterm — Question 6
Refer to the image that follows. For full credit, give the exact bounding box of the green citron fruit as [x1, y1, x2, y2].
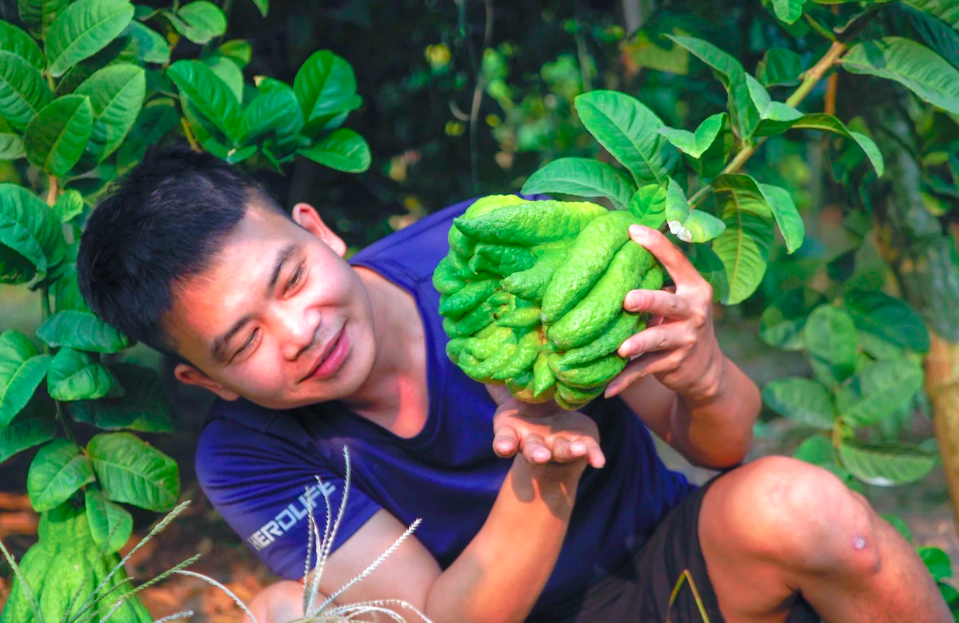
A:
[436, 197, 666, 409]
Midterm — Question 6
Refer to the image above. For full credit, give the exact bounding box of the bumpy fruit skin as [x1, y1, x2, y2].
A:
[438, 197, 666, 409]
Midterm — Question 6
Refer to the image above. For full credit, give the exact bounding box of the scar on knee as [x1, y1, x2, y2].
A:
[855, 537, 866, 550]
[853, 535, 882, 573]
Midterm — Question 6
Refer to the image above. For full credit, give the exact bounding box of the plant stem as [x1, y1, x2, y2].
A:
[41, 287, 52, 321]
[180, 117, 201, 152]
[46, 176, 59, 206]
[56, 400, 80, 445]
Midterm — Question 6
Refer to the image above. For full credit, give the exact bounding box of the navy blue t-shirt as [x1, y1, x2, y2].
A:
[195, 196, 694, 617]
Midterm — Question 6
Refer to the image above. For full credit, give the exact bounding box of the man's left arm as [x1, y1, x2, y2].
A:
[604, 225, 761, 470]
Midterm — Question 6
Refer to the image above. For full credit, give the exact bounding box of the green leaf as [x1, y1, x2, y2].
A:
[627, 183, 667, 229]
[0, 21, 44, 70]
[0, 131, 25, 160]
[239, 83, 304, 156]
[0, 50, 54, 132]
[760, 288, 826, 350]
[53, 38, 125, 96]
[757, 48, 804, 87]
[0, 183, 65, 284]
[298, 128, 371, 173]
[757, 182, 804, 253]
[24, 95, 94, 176]
[27, 438, 95, 511]
[18, 0, 71, 40]
[53, 189, 84, 223]
[249, 0, 268, 17]
[793, 434, 837, 466]
[902, 0, 959, 30]
[172, 1, 226, 44]
[677, 210, 725, 244]
[36, 310, 130, 353]
[0, 411, 57, 463]
[836, 360, 924, 427]
[293, 50, 362, 134]
[74, 64, 145, 164]
[773, 0, 806, 24]
[69, 363, 173, 432]
[746, 75, 804, 138]
[842, 37, 959, 116]
[710, 174, 776, 304]
[664, 176, 689, 225]
[88, 432, 179, 511]
[573, 90, 682, 187]
[844, 289, 930, 353]
[121, 21, 170, 65]
[658, 112, 732, 179]
[763, 377, 836, 430]
[167, 60, 240, 144]
[521, 158, 635, 209]
[84, 485, 132, 554]
[665, 35, 760, 142]
[0, 331, 50, 429]
[219, 40, 252, 68]
[919, 547, 953, 581]
[804, 304, 859, 388]
[47, 347, 122, 401]
[686, 244, 729, 302]
[839, 439, 937, 486]
[54, 267, 91, 313]
[45, 0, 134, 78]
[204, 56, 244, 104]
[116, 100, 179, 172]
[789, 113, 884, 176]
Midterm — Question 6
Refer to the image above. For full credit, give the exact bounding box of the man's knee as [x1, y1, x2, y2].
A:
[704, 455, 881, 575]
[244, 580, 307, 623]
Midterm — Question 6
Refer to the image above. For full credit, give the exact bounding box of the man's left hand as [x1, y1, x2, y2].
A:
[604, 224, 725, 402]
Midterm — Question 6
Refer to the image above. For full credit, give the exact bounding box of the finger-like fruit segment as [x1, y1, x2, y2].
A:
[453, 200, 606, 245]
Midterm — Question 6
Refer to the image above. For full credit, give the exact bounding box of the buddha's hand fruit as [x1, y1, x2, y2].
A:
[435, 196, 665, 410]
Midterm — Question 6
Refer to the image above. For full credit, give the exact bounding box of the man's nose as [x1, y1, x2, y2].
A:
[276, 304, 321, 361]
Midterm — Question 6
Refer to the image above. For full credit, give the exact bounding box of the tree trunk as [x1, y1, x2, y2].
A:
[928, 332, 959, 528]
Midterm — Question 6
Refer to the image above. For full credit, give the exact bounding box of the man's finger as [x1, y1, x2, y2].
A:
[617, 325, 689, 359]
[521, 432, 551, 464]
[623, 288, 691, 319]
[552, 437, 589, 463]
[629, 225, 701, 287]
[492, 424, 519, 458]
[604, 351, 672, 398]
[583, 439, 606, 469]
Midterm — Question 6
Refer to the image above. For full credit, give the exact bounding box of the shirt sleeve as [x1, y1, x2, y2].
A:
[195, 419, 382, 580]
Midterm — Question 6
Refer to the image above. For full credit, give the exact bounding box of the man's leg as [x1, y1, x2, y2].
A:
[699, 456, 950, 623]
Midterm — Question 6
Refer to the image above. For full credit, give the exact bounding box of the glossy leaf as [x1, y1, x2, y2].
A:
[902, 0, 959, 30]
[0, 131, 25, 160]
[219, 40, 252, 67]
[27, 438, 95, 511]
[757, 182, 804, 253]
[773, 0, 805, 23]
[239, 83, 304, 155]
[789, 114, 884, 176]
[24, 95, 94, 176]
[36, 310, 130, 353]
[168, 60, 240, 144]
[293, 50, 362, 134]
[658, 112, 732, 179]
[521, 158, 635, 209]
[45, 0, 134, 77]
[627, 183, 667, 229]
[760, 288, 826, 350]
[678, 210, 726, 244]
[53, 189, 84, 223]
[0, 21, 44, 70]
[0, 50, 54, 132]
[121, 21, 170, 64]
[804, 305, 859, 388]
[793, 434, 837, 466]
[837, 360, 924, 427]
[574, 90, 682, 186]
[173, 1, 226, 44]
[686, 244, 729, 302]
[204, 56, 244, 104]
[665, 35, 759, 141]
[69, 363, 173, 432]
[845, 289, 930, 353]
[47, 347, 122, 401]
[919, 547, 952, 581]
[839, 439, 937, 486]
[116, 100, 179, 171]
[0, 330, 50, 429]
[18, 0, 71, 38]
[763, 377, 835, 430]
[664, 176, 689, 225]
[756, 48, 804, 87]
[88, 432, 179, 511]
[0, 412, 57, 463]
[75, 64, 145, 163]
[842, 37, 959, 116]
[298, 128, 371, 173]
[710, 175, 776, 305]
[85, 485, 132, 554]
[54, 267, 91, 313]
[249, 0, 268, 17]
[0, 183, 65, 284]
[746, 76, 804, 138]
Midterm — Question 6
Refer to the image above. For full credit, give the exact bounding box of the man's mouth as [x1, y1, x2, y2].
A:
[301, 325, 348, 382]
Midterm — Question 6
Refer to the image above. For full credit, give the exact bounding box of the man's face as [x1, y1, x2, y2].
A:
[167, 202, 377, 409]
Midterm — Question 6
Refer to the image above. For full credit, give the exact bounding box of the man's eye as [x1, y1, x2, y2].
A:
[235, 330, 259, 357]
[287, 265, 303, 291]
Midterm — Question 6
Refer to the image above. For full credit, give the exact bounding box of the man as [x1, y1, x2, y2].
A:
[78, 145, 948, 622]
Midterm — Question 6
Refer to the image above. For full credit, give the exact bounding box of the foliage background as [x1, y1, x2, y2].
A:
[2, 0, 959, 619]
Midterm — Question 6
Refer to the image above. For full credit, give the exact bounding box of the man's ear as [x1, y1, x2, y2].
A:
[174, 363, 240, 401]
[291, 202, 347, 258]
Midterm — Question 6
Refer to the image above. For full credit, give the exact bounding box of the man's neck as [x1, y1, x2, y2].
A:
[337, 266, 430, 438]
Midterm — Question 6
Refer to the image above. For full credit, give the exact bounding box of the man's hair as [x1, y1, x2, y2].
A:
[77, 143, 285, 358]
